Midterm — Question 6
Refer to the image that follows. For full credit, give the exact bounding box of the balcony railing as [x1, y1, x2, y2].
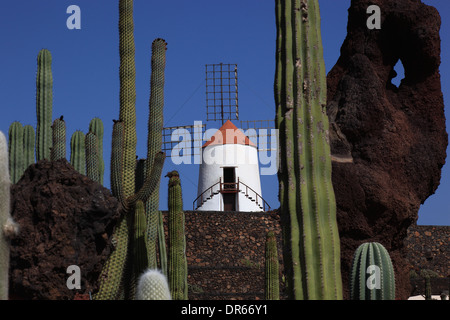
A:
[193, 177, 271, 212]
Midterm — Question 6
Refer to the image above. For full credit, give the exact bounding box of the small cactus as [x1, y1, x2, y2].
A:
[265, 231, 280, 300]
[350, 242, 395, 300]
[136, 269, 171, 300]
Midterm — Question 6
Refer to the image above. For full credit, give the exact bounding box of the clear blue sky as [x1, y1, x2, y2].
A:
[0, 1, 448, 226]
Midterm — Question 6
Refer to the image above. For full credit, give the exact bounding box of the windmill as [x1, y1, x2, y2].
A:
[162, 63, 277, 211]
[162, 63, 276, 159]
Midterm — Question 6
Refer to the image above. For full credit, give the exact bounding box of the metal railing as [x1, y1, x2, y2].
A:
[193, 177, 271, 212]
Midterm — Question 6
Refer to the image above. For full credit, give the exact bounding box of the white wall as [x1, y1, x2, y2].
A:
[196, 144, 263, 211]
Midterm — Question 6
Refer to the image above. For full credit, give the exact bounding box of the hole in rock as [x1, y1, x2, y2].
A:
[391, 59, 405, 87]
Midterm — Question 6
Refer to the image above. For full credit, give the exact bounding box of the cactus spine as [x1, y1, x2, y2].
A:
[36, 49, 53, 161]
[8, 122, 25, 184]
[167, 171, 187, 300]
[350, 242, 395, 300]
[70, 130, 86, 175]
[94, 0, 166, 300]
[274, 0, 342, 299]
[51, 118, 66, 161]
[265, 231, 280, 300]
[88, 118, 104, 184]
[136, 269, 171, 300]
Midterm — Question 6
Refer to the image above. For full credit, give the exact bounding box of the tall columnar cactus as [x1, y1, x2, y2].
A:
[350, 242, 395, 300]
[36, 48, 53, 161]
[0, 131, 19, 300]
[89, 118, 104, 184]
[85, 132, 100, 183]
[23, 125, 35, 169]
[158, 210, 168, 277]
[134, 200, 149, 275]
[136, 269, 171, 300]
[94, 0, 166, 300]
[274, 0, 342, 299]
[145, 38, 167, 269]
[167, 171, 187, 300]
[51, 117, 66, 162]
[265, 231, 280, 300]
[70, 130, 86, 175]
[118, 0, 137, 199]
[8, 122, 25, 184]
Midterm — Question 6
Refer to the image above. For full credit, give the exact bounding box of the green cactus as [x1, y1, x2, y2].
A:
[167, 171, 187, 300]
[23, 125, 35, 169]
[51, 118, 66, 162]
[145, 38, 167, 268]
[265, 231, 280, 300]
[88, 118, 104, 184]
[70, 130, 86, 175]
[85, 132, 100, 183]
[0, 131, 19, 300]
[133, 200, 149, 278]
[136, 269, 171, 300]
[158, 210, 168, 278]
[8, 122, 25, 184]
[36, 49, 53, 161]
[118, 0, 137, 199]
[94, 0, 166, 300]
[274, 0, 342, 299]
[424, 275, 432, 300]
[350, 242, 395, 300]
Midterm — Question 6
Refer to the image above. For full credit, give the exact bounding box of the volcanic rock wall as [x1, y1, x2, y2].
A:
[167, 210, 285, 300]
[327, 0, 447, 300]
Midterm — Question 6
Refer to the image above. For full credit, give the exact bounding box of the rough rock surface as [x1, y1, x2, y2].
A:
[327, 0, 447, 299]
[9, 160, 120, 300]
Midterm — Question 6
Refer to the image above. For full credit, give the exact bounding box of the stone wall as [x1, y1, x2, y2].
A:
[405, 225, 449, 296]
[163, 210, 449, 299]
[405, 225, 449, 278]
[164, 210, 285, 300]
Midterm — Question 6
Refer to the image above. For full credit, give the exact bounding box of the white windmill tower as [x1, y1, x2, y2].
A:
[194, 120, 269, 212]
[162, 63, 274, 212]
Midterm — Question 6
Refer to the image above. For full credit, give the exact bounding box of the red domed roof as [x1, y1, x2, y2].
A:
[202, 120, 256, 148]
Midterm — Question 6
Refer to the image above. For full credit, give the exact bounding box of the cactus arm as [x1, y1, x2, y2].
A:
[23, 125, 35, 169]
[36, 49, 53, 161]
[70, 131, 86, 175]
[167, 171, 187, 300]
[110, 121, 125, 203]
[118, 0, 137, 198]
[85, 132, 100, 183]
[89, 118, 104, 185]
[8, 122, 24, 184]
[133, 200, 148, 278]
[50, 118, 66, 162]
[126, 152, 165, 206]
[158, 210, 168, 277]
[94, 213, 129, 300]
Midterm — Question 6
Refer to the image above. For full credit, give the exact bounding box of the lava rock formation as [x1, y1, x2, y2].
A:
[9, 159, 120, 300]
[327, 0, 447, 299]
